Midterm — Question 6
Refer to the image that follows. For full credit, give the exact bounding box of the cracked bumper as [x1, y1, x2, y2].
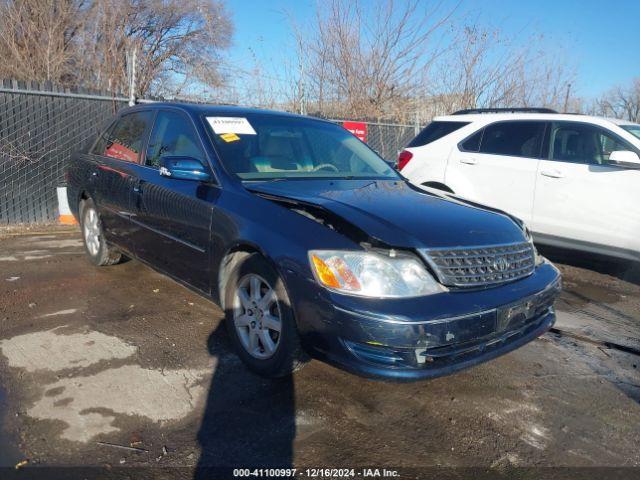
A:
[293, 262, 561, 381]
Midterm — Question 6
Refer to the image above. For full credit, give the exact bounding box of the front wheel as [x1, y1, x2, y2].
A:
[80, 198, 122, 266]
[224, 253, 307, 377]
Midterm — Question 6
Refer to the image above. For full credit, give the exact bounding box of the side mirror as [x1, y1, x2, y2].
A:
[609, 150, 640, 169]
[385, 160, 398, 170]
[159, 156, 211, 182]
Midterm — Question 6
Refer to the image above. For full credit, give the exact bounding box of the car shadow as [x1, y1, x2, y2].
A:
[538, 245, 640, 286]
[194, 320, 296, 478]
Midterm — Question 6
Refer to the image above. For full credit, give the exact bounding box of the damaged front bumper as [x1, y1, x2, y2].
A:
[295, 262, 561, 381]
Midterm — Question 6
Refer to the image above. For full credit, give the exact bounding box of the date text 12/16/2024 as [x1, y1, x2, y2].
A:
[233, 468, 400, 478]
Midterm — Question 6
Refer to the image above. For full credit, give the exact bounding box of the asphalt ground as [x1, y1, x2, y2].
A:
[0, 230, 638, 478]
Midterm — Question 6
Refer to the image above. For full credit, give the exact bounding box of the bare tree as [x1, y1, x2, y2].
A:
[593, 78, 640, 121]
[0, 0, 88, 83]
[427, 25, 576, 115]
[0, 0, 233, 97]
[294, 0, 458, 121]
[288, 1, 576, 123]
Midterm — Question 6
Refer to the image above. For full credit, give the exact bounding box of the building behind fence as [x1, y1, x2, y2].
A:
[0, 81, 417, 225]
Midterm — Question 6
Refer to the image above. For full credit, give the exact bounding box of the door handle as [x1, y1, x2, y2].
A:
[460, 158, 477, 165]
[540, 169, 564, 179]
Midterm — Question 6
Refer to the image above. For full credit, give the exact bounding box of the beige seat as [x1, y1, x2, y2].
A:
[250, 135, 302, 172]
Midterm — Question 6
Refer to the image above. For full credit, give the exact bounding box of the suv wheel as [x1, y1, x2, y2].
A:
[80, 198, 122, 266]
[224, 253, 307, 377]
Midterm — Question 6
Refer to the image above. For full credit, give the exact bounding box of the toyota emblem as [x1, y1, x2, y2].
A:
[493, 256, 510, 272]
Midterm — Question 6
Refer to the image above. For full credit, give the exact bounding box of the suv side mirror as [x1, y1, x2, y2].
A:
[159, 156, 211, 181]
[609, 150, 640, 169]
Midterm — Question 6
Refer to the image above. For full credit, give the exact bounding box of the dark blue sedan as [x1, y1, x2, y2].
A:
[66, 103, 561, 380]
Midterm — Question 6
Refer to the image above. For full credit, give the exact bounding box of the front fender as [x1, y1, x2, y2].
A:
[211, 189, 361, 307]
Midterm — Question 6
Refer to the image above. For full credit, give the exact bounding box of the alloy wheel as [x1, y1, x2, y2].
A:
[83, 207, 101, 256]
[233, 274, 282, 359]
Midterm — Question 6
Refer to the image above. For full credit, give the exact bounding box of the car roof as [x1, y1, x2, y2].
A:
[433, 112, 639, 128]
[121, 102, 330, 123]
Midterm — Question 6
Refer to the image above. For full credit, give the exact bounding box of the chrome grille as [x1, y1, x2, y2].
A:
[420, 241, 535, 288]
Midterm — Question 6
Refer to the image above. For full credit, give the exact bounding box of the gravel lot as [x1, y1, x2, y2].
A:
[0, 230, 638, 476]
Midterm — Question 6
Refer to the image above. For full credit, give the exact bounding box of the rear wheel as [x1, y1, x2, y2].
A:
[80, 198, 122, 266]
[224, 253, 307, 377]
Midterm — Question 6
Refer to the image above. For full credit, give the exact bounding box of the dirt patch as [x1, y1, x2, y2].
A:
[28, 362, 209, 442]
[0, 327, 138, 372]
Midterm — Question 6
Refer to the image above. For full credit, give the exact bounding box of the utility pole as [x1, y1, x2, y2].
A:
[299, 56, 307, 115]
[563, 82, 572, 113]
[127, 45, 138, 106]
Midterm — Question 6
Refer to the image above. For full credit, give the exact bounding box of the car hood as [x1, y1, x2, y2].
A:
[246, 179, 526, 249]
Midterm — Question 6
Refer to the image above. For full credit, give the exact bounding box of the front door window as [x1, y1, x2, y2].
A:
[146, 111, 206, 169]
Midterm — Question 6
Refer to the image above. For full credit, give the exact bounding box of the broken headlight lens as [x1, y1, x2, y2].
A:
[309, 250, 443, 298]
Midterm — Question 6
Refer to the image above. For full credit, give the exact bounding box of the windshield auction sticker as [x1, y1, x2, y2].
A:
[207, 117, 256, 135]
[220, 132, 241, 142]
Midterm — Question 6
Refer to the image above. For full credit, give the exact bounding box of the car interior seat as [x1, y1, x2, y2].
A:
[250, 134, 309, 173]
[553, 128, 603, 164]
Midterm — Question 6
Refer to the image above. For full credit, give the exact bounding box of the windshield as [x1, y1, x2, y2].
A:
[205, 113, 398, 180]
[622, 124, 640, 140]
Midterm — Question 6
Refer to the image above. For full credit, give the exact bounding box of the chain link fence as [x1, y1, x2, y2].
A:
[330, 118, 417, 161]
[0, 82, 416, 225]
[0, 82, 129, 224]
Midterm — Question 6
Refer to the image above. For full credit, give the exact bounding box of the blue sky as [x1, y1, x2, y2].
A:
[226, 0, 639, 99]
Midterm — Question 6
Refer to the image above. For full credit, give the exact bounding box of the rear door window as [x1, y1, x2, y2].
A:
[146, 110, 207, 168]
[407, 121, 469, 148]
[479, 121, 545, 158]
[92, 111, 154, 163]
[459, 129, 483, 152]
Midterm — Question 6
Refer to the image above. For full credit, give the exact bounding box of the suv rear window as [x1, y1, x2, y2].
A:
[407, 121, 469, 148]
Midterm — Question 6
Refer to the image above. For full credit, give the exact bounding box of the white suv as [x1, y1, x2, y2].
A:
[399, 108, 640, 262]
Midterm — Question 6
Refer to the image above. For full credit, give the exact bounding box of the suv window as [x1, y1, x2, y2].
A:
[480, 121, 545, 158]
[145, 110, 206, 168]
[549, 122, 635, 165]
[459, 129, 483, 152]
[621, 124, 640, 140]
[407, 121, 469, 148]
[92, 111, 154, 163]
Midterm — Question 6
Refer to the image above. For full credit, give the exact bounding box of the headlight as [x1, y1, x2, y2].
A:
[523, 225, 545, 266]
[309, 250, 443, 298]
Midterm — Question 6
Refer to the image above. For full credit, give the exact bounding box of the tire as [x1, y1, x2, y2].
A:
[79, 198, 122, 267]
[224, 253, 307, 377]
